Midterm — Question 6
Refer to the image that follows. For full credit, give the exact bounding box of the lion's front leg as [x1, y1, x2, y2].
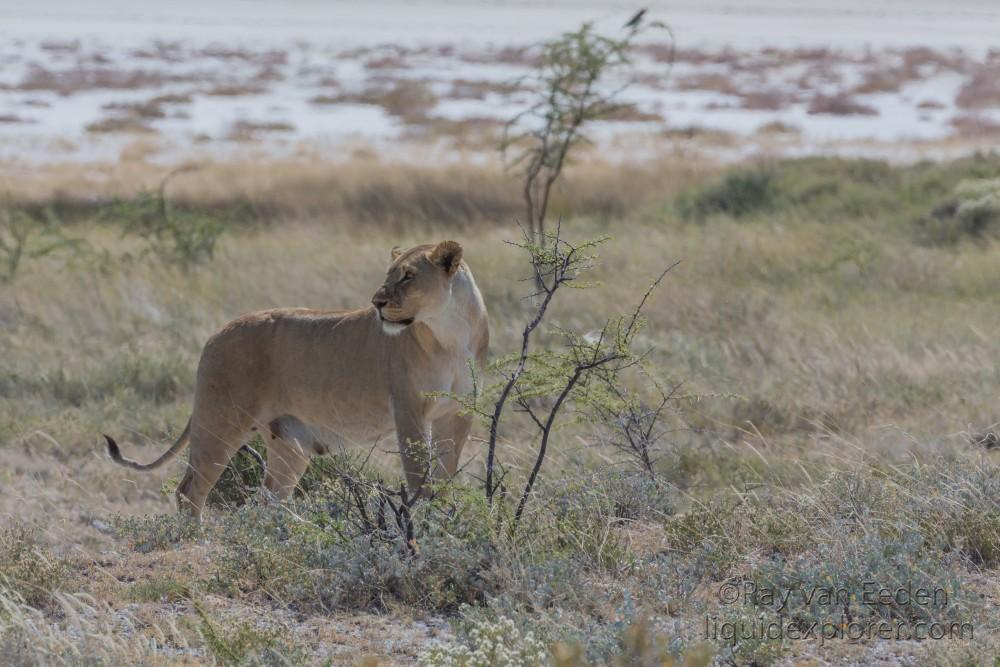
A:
[431, 412, 472, 482]
[393, 404, 433, 497]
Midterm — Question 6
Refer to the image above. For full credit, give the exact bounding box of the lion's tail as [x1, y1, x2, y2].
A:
[103, 419, 191, 471]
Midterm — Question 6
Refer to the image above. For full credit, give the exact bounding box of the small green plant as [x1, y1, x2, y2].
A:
[457, 224, 677, 533]
[113, 167, 229, 268]
[503, 17, 670, 247]
[0, 207, 83, 282]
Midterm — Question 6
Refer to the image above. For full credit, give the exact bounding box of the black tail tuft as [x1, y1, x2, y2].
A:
[104, 434, 122, 461]
[240, 444, 266, 471]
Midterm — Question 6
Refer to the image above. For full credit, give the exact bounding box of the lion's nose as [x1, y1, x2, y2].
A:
[372, 296, 388, 309]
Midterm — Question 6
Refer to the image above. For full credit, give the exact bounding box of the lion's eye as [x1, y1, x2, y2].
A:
[400, 272, 414, 284]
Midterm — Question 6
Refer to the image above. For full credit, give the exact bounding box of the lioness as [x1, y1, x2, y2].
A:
[104, 240, 488, 519]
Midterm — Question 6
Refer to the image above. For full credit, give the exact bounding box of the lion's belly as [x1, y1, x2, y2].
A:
[288, 389, 395, 446]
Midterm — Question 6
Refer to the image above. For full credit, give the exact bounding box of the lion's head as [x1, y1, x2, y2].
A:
[371, 240, 464, 335]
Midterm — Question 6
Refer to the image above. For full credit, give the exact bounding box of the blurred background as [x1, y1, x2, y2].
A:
[2, 0, 999, 170]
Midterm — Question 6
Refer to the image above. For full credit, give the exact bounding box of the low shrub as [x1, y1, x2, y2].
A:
[918, 177, 1000, 244]
[0, 522, 70, 608]
[419, 615, 549, 667]
[676, 154, 1000, 228]
[677, 167, 777, 220]
[113, 511, 199, 553]
[749, 530, 971, 630]
[908, 461, 1000, 567]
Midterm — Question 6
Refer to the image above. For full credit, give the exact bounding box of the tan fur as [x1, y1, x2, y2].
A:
[104, 241, 489, 519]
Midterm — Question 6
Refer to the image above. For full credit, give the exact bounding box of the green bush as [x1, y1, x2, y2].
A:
[919, 177, 1000, 244]
[0, 207, 83, 282]
[107, 172, 231, 268]
[676, 155, 1000, 230]
[678, 167, 777, 220]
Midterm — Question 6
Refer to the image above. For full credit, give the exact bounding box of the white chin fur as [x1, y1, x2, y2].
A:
[381, 321, 407, 336]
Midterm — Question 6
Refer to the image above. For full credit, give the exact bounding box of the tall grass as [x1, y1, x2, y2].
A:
[4, 154, 1000, 663]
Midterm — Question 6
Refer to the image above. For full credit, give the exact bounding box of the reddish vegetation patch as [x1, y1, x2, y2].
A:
[459, 46, 538, 67]
[849, 48, 968, 96]
[327, 80, 438, 122]
[309, 94, 342, 105]
[640, 43, 675, 63]
[148, 92, 193, 105]
[97, 92, 192, 128]
[102, 100, 166, 119]
[40, 40, 80, 54]
[365, 56, 410, 70]
[85, 116, 156, 134]
[950, 114, 1000, 137]
[197, 46, 287, 67]
[740, 89, 795, 111]
[447, 79, 523, 100]
[601, 104, 663, 122]
[405, 115, 505, 144]
[670, 47, 741, 65]
[756, 121, 800, 135]
[661, 125, 736, 143]
[917, 99, 946, 110]
[226, 120, 295, 141]
[13, 64, 192, 96]
[675, 72, 740, 96]
[956, 67, 1000, 109]
[851, 68, 912, 95]
[205, 83, 269, 97]
[807, 94, 878, 116]
[131, 41, 185, 62]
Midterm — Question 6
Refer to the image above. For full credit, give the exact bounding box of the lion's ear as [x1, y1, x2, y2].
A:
[429, 240, 463, 275]
[390, 246, 403, 261]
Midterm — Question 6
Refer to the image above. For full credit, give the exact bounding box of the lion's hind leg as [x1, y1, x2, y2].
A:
[175, 413, 256, 521]
[263, 416, 314, 500]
